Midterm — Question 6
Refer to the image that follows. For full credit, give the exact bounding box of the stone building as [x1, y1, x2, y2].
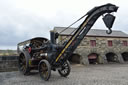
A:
[54, 27, 128, 65]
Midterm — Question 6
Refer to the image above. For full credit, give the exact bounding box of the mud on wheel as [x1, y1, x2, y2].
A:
[18, 53, 30, 75]
[58, 60, 71, 77]
[38, 60, 51, 81]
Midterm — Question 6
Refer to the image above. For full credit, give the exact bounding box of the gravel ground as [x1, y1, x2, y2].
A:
[0, 64, 128, 85]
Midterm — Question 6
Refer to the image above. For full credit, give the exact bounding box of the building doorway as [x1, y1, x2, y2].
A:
[106, 52, 118, 62]
[68, 54, 81, 64]
[121, 52, 128, 61]
[88, 53, 99, 64]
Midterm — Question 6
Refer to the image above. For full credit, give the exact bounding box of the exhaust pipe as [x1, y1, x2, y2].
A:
[50, 30, 59, 44]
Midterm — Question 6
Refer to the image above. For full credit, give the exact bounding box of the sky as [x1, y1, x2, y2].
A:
[0, 0, 128, 50]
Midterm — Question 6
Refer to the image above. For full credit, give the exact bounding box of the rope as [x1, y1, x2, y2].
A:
[59, 13, 87, 34]
[58, 13, 88, 44]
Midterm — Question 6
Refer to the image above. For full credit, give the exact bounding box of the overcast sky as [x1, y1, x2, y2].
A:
[0, 0, 128, 49]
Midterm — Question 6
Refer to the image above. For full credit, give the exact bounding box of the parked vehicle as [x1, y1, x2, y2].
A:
[17, 3, 118, 81]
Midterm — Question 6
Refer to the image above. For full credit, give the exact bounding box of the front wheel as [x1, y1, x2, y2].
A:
[38, 60, 51, 81]
[58, 60, 71, 77]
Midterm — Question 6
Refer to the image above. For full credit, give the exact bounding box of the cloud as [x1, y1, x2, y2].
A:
[0, 0, 128, 49]
[0, 1, 52, 49]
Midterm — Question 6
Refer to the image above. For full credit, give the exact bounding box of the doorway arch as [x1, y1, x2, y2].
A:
[88, 53, 99, 64]
[69, 53, 81, 64]
[106, 52, 118, 62]
[121, 52, 128, 61]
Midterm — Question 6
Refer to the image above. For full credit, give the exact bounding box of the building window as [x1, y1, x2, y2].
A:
[123, 41, 127, 46]
[90, 40, 96, 47]
[108, 40, 113, 47]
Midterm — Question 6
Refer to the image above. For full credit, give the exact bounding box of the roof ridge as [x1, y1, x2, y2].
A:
[54, 27, 122, 32]
[54, 27, 128, 37]
[54, 26, 76, 29]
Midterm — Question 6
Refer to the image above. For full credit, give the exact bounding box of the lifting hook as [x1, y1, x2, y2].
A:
[106, 28, 112, 34]
[102, 13, 116, 34]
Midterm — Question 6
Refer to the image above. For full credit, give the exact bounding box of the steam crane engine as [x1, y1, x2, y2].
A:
[17, 3, 118, 81]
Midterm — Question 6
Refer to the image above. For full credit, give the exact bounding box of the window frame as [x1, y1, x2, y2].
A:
[122, 40, 127, 46]
[90, 40, 96, 47]
[108, 40, 113, 47]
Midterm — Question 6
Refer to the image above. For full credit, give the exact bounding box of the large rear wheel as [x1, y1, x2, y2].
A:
[38, 60, 51, 81]
[18, 53, 30, 75]
[58, 60, 71, 77]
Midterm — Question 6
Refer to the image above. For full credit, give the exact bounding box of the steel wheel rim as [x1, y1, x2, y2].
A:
[19, 55, 26, 72]
[61, 62, 69, 74]
[40, 62, 48, 79]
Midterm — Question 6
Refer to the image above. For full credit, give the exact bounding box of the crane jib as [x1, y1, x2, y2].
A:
[55, 19, 89, 62]
[55, 3, 118, 63]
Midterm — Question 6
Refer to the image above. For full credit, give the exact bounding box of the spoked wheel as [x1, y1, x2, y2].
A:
[58, 60, 71, 77]
[18, 53, 30, 75]
[38, 60, 51, 81]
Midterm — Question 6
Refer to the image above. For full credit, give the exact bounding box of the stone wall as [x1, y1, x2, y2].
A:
[0, 56, 18, 72]
[58, 35, 128, 65]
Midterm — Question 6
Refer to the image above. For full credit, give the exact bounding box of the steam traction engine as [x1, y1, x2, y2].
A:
[17, 3, 118, 81]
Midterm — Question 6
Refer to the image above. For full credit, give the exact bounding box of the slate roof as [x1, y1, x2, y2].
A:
[54, 27, 128, 38]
